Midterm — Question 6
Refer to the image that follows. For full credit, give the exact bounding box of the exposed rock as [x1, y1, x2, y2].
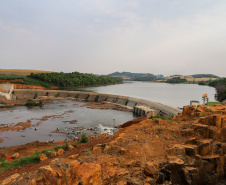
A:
[92, 146, 102, 154]
[1, 173, 23, 185]
[1, 104, 226, 185]
[164, 158, 188, 185]
[69, 154, 79, 159]
[144, 162, 158, 177]
[75, 162, 103, 185]
[50, 151, 57, 158]
[221, 127, 226, 142]
[193, 124, 209, 138]
[167, 144, 186, 156]
[184, 145, 197, 157]
[67, 144, 74, 150]
[57, 148, 65, 155]
[69, 159, 81, 171]
[116, 181, 127, 185]
[39, 154, 48, 162]
[11, 152, 19, 160]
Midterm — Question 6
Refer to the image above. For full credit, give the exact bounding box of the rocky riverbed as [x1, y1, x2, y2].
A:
[0, 99, 134, 147]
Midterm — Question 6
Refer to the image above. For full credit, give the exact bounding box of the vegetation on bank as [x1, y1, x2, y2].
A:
[165, 77, 187, 84]
[0, 142, 71, 172]
[208, 78, 226, 102]
[0, 141, 80, 172]
[0, 75, 52, 87]
[198, 78, 226, 102]
[207, 102, 222, 106]
[0, 72, 123, 88]
[108, 72, 164, 81]
[192, 74, 219, 78]
[25, 99, 43, 107]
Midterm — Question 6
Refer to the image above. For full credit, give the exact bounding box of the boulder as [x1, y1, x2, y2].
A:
[57, 148, 65, 155]
[11, 152, 19, 160]
[92, 146, 102, 154]
[197, 140, 212, 156]
[202, 155, 224, 180]
[193, 124, 209, 138]
[75, 162, 103, 185]
[185, 137, 198, 145]
[181, 129, 194, 136]
[69, 160, 81, 172]
[67, 144, 74, 150]
[198, 159, 216, 185]
[39, 154, 48, 162]
[50, 151, 57, 158]
[208, 126, 218, 139]
[116, 181, 127, 185]
[183, 166, 198, 185]
[221, 127, 226, 142]
[1, 173, 23, 185]
[165, 158, 188, 185]
[37, 165, 59, 184]
[144, 162, 158, 177]
[184, 145, 197, 157]
[213, 115, 222, 129]
[167, 144, 186, 156]
[69, 154, 79, 159]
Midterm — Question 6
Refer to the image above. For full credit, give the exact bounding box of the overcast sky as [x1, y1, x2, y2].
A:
[0, 0, 226, 77]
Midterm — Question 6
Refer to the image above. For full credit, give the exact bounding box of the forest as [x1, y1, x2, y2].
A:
[208, 78, 226, 102]
[192, 74, 220, 78]
[0, 72, 123, 88]
[165, 77, 187, 84]
[108, 72, 163, 81]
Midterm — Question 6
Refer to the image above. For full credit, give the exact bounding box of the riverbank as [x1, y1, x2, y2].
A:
[1, 104, 226, 184]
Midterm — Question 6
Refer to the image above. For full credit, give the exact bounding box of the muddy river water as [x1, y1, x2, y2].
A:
[0, 100, 135, 147]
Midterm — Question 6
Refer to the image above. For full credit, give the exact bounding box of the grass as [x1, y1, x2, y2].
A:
[85, 151, 92, 156]
[207, 102, 221, 106]
[0, 75, 52, 87]
[0, 151, 40, 172]
[0, 142, 72, 172]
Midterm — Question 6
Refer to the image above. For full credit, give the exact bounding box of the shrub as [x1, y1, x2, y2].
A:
[25, 99, 43, 106]
[81, 134, 88, 143]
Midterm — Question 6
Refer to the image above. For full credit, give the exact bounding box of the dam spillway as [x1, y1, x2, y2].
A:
[12, 89, 182, 116]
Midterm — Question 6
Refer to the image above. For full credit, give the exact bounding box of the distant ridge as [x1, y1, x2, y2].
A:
[0, 69, 53, 76]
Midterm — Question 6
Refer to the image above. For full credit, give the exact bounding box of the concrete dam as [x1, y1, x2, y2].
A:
[12, 89, 182, 116]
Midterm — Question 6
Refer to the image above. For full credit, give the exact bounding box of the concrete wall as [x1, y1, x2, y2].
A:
[0, 84, 14, 100]
[13, 89, 182, 115]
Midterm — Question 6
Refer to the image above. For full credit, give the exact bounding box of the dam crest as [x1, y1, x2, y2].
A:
[12, 89, 182, 116]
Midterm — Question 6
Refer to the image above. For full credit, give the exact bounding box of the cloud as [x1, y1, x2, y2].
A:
[0, 0, 226, 77]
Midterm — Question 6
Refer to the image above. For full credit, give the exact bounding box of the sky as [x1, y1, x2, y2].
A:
[0, 0, 226, 77]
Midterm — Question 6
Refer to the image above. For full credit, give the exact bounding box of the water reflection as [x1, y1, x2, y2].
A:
[75, 81, 217, 108]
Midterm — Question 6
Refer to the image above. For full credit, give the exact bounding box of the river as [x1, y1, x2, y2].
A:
[0, 100, 135, 147]
[0, 82, 216, 147]
[75, 81, 217, 108]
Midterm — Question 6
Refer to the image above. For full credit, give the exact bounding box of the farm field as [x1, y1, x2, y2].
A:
[0, 69, 53, 76]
